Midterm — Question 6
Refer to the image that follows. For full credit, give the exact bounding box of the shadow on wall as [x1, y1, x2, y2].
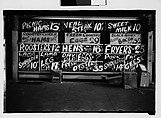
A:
[4, 15, 12, 80]
[61, 0, 77, 6]
[61, 0, 92, 6]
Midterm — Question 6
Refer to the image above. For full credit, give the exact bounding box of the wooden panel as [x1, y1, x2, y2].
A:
[19, 74, 51, 78]
[12, 30, 18, 81]
[148, 31, 153, 83]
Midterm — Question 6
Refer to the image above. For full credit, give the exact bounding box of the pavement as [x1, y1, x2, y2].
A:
[4, 79, 155, 114]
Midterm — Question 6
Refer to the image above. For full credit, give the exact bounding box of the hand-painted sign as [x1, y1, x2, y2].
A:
[21, 20, 60, 32]
[103, 54, 145, 72]
[108, 21, 141, 33]
[61, 61, 103, 72]
[61, 43, 104, 72]
[62, 44, 104, 53]
[124, 54, 145, 72]
[110, 33, 141, 45]
[63, 21, 104, 33]
[18, 19, 146, 72]
[40, 52, 60, 71]
[19, 43, 60, 52]
[65, 33, 101, 44]
[18, 44, 61, 71]
[62, 52, 103, 62]
[18, 52, 39, 71]
[104, 45, 145, 54]
[104, 54, 124, 72]
[22, 32, 58, 43]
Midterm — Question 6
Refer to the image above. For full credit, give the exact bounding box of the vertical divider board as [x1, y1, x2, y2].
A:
[18, 17, 147, 79]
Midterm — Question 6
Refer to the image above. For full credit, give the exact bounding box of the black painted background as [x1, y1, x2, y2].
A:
[18, 19, 147, 72]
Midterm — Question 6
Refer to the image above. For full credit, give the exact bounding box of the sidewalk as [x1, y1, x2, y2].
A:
[5, 80, 155, 114]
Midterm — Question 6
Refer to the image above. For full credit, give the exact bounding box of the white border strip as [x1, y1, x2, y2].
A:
[33, 16, 139, 20]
